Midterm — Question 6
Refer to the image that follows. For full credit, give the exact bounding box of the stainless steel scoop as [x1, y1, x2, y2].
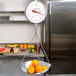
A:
[21, 60, 51, 75]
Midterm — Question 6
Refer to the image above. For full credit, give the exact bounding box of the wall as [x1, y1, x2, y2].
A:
[0, 0, 45, 43]
[0, 0, 32, 11]
[0, 23, 41, 43]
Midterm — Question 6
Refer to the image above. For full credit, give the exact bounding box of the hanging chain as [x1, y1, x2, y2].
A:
[31, 23, 40, 60]
[35, 24, 40, 60]
[34, 24, 50, 63]
[31, 24, 37, 43]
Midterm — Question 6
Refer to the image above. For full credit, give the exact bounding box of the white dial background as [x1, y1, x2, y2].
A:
[25, 1, 46, 23]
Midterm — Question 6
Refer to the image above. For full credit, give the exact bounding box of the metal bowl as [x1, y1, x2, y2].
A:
[21, 60, 51, 75]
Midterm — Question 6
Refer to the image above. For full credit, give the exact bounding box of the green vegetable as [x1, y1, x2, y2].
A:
[28, 48, 32, 53]
[32, 49, 35, 52]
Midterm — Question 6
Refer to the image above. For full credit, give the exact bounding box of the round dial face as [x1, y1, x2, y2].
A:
[25, 1, 46, 23]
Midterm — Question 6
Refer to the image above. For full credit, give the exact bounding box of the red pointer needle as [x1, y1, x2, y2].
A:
[32, 10, 44, 15]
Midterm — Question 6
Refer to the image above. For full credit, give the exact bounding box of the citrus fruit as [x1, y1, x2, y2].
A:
[42, 65, 47, 71]
[28, 45, 31, 48]
[31, 59, 39, 67]
[20, 44, 23, 48]
[31, 45, 35, 48]
[24, 44, 28, 49]
[35, 66, 42, 73]
[32, 49, 35, 52]
[27, 66, 35, 74]
[29, 65, 33, 67]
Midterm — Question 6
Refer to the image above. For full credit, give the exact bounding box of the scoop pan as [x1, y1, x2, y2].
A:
[21, 60, 51, 75]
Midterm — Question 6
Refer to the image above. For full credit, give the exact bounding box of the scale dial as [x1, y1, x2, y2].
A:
[25, 1, 46, 23]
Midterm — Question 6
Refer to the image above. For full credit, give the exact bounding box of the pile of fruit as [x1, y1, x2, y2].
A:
[20, 44, 28, 51]
[28, 44, 40, 53]
[5, 43, 40, 54]
[6, 48, 19, 54]
[28, 45, 35, 53]
[6, 44, 19, 54]
[27, 59, 47, 74]
[20, 44, 28, 49]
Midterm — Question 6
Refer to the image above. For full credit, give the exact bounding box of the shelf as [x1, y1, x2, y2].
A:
[2, 49, 44, 58]
[0, 12, 24, 17]
[0, 13, 28, 22]
[9, 16, 27, 22]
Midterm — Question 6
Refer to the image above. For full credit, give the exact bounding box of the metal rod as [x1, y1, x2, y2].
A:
[35, 23, 50, 63]
[35, 23, 40, 60]
[40, 43, 50, 63]
[34, 24, 50, 63]
[36, 32, 50, 63]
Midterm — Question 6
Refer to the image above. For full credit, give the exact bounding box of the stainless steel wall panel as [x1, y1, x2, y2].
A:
[45, 1, 76, 74]
[51, 1, 76, 34]
[50, 1, 76, 52]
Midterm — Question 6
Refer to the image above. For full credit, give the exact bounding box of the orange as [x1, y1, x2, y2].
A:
[29, 65, 33, 67]
[27, 66, 35, 74]
[24, 44, 28, 49]
[42, 65, 47, 71]
[31, 59, 39, 67]
[20, 44, 23, 48]
[35, 66, 42, 73]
